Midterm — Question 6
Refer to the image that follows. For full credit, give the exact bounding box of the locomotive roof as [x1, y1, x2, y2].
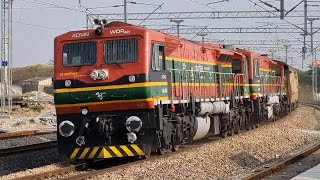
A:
[273, 59, 289, 66]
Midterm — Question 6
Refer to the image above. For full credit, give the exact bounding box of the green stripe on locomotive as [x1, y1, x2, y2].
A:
[166, 59, 232, 84]
[54, 85, 168, 105]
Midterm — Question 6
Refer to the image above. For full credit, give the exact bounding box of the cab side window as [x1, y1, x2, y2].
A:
[232, 59, 241, 74]
[275, 67, 281, 76]
[152, 44, 165, 71]
[244, 59, 248, 76]
[254, 60, 260, 77]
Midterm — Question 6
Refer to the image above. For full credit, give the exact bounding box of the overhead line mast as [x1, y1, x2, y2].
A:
[0, 0, 13, 117]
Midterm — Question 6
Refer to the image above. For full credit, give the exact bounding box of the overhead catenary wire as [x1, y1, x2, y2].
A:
[183, 0, 276, 43]
[248, 0, 311, 63]
[12, 20, 68, 31]
[253, 0, 308, 47]
[21, 0, 87, 13]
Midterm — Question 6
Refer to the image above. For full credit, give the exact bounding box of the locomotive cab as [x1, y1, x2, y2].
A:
[54, 22, 170, 160]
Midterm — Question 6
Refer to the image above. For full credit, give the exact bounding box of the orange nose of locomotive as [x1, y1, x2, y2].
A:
[54, 22, 158, 160]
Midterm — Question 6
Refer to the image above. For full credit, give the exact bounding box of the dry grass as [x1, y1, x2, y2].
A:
[13, 64, 53, 84]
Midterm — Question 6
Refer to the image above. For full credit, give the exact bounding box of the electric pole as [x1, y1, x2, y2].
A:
[303, 0, 308, 70]
[197, 33, 207, 45]
[269, 49, 277, 60]
[280, 0, 285, 19]
[1, 0, 13, 116]
[170, 19, 184, 37]
[284, 44, 290, 63]
[309, 18, 320, 100]
[124, 0, 127, 23]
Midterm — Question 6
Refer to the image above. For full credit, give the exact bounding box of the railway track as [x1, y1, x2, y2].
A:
[243, 142, 320, 180]
[0, 141, 57, 158]
[12, 141, 212, 180]
[243, 102, 320, 180]
[14, 164, 84, 180]
[0, 130, 56, 140]
[9, 102, 320, 180]
[13, 160, 144, 180]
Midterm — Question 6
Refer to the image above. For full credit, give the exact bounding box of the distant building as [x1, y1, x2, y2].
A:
[20, 77, 52, 94]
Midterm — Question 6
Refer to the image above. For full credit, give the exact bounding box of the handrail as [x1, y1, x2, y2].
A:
[169, 69, 246, 101]
[260, 75, 283, 96]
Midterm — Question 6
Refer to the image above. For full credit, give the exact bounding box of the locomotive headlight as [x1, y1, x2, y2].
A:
[95, 27, 103, 36]
[65, 80, 72, 87]
[125, 116, 142, 132]
[98, 69, 109, 79]
[93, 19, 100, 25]
[90, 70, 99, 80]
[59, 120, 75, 137]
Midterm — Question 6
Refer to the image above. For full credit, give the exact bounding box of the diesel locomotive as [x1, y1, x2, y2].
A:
[54, 21, 299, 160]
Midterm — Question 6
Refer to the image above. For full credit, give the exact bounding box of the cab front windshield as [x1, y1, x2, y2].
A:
[62, 41, 96, 67]
[62, 38, 138, 67]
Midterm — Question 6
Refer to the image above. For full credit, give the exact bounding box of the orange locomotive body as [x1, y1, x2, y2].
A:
[54, 21, 298, 160]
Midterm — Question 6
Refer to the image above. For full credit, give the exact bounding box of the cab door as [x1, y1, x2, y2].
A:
[149, 43, 169, 100]
[251, 59, 261, 97]
[242, 59, 250, 97]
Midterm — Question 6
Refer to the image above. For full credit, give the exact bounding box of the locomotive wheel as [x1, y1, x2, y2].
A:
[228, 126, 235, 136]
[235, 124, 240, 134]
[235, 117, 241, 134]
[157, 148, 166, 155]
[171, 144, 180, 152]
[245, 124, 250, 131]
[240, 114, 246, 131]
[221, 125, 228, 138]
[221, 132, 228, 138]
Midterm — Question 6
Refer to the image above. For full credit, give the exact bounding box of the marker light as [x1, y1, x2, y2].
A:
[129, 75, 136, 83]
[65, 80, 72, 87]
[81, 108, 88, 115]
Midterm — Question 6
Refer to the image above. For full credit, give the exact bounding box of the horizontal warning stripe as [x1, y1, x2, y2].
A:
[55, 96, 169, 108]
[167, 57, 217, 65]
[54, 82, 168, 94]
[69, 145, 145, 160]
[166, 56, 232, 68]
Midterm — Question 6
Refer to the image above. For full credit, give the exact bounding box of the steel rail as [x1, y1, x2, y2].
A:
[243, 142, 320, 180]
[243, 102, 320, 180]
[14, 164, 85, 180]
[0, 141, 57, 157]
[0, 130, 56, 139]
[14, 143, 206, 180]
[63, 160, 147, 180]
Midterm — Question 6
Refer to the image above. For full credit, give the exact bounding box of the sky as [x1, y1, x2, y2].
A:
[8, 0, 320, 69]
